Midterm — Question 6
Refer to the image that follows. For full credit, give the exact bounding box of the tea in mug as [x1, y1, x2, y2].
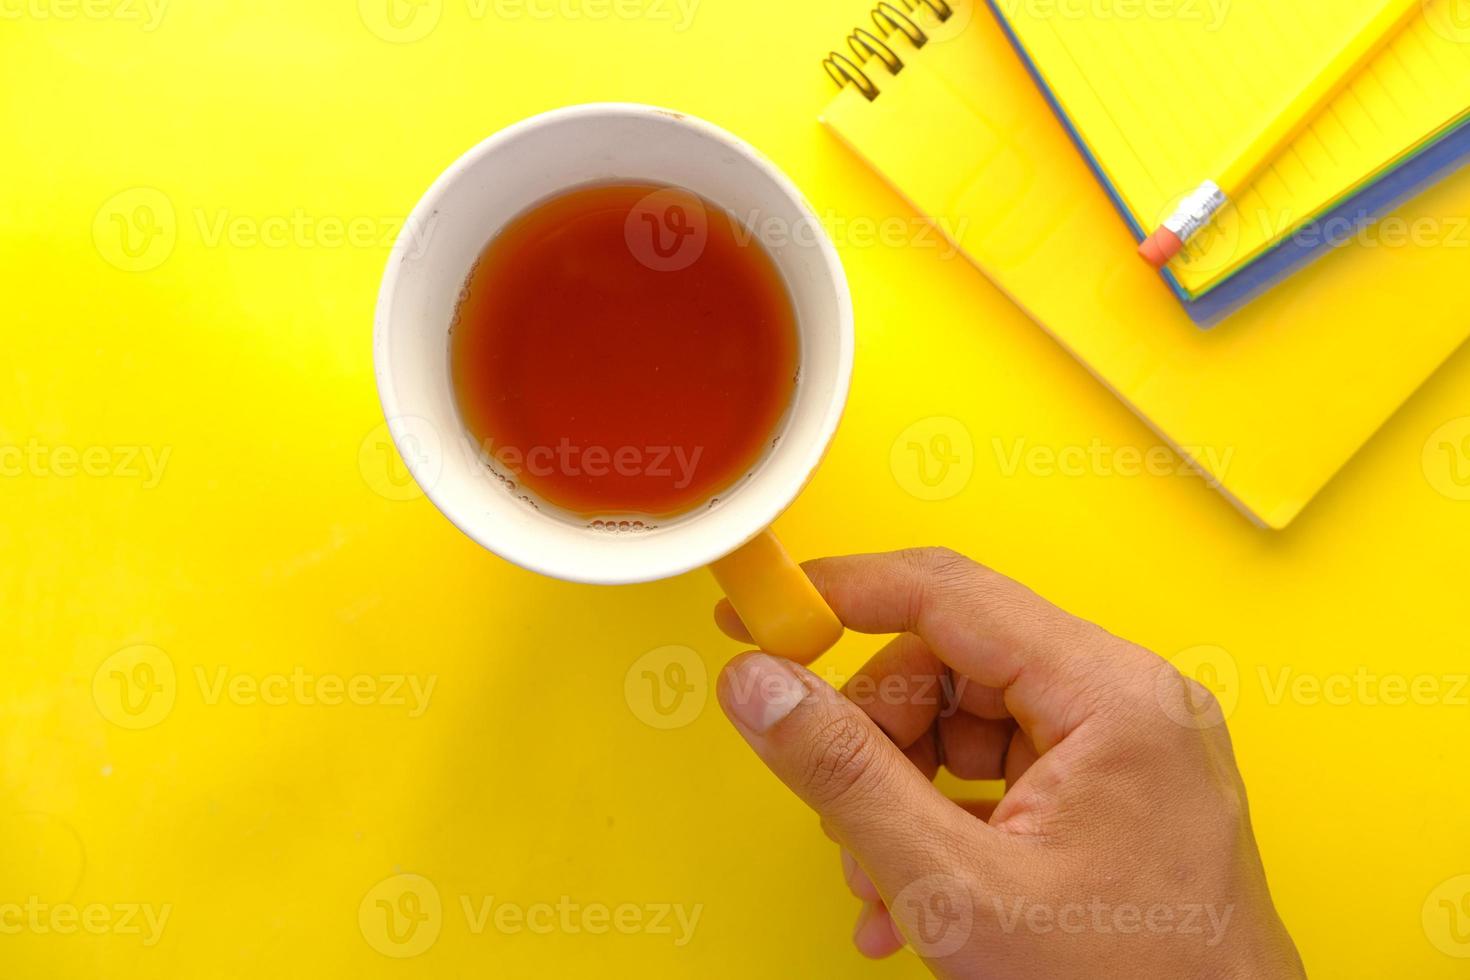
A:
[450, 182, 798, 519]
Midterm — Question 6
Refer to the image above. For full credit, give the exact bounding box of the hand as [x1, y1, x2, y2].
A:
[713, 548, 1304, 979]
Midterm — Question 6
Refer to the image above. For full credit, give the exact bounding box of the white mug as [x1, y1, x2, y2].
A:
[373, 103, 854, 661]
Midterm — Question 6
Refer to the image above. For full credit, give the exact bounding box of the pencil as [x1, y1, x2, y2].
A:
[1139, 0, 1426, 269]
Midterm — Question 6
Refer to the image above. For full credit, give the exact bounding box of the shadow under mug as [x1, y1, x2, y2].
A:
[373, 103, 854, 662]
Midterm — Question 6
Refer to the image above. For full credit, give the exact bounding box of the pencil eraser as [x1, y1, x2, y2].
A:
[1138, 228, 1183, 269]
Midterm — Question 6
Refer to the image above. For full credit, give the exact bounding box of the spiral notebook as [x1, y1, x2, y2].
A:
[819, 0, 1470, 528]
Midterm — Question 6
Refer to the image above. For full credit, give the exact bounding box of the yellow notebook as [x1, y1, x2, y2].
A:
[820, 0, 1470, 528]
[992, 0, 1470, 297]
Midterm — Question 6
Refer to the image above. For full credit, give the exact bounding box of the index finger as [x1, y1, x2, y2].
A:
[803, 548, 1149, 751]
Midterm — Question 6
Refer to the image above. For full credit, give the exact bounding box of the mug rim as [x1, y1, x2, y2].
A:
[373, 102, 854, 584]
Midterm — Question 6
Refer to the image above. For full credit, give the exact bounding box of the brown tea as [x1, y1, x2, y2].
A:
[450, 182, 798, 519]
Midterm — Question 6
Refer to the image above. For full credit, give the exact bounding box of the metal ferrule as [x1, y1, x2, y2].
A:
[1161, 180, 1229, 244]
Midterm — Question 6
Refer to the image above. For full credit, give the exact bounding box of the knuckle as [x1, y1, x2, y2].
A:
[800, 711, 884, 811]
[1144, 657, 1227, 728]
[909, 546, 973, 581]
[1068, 639, 1166, 713]
[1180, 674, 1222, 714]
[902, 547, 980, 625]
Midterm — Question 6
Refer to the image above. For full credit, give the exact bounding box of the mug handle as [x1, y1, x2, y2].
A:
[709, 530, 843, 663]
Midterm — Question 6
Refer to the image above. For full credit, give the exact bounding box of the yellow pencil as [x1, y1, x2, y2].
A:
[1140, 0, 1426, 269]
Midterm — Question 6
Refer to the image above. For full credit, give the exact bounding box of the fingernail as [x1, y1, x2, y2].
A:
[723, 653, 808, 733]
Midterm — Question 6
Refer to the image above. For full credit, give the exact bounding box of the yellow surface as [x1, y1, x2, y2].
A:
[3, 1, 1470, 978]
[824, 3, 1470, 529]
[1000, 0, 1470, 292]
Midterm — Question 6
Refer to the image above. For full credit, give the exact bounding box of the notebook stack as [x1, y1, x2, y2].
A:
[990, 0, 1470, 324]
[819, 0, 1470, 528]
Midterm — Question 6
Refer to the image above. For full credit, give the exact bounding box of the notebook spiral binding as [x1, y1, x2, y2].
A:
[823, 0, 954, 101]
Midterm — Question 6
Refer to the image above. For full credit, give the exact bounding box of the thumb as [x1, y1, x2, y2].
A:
[717, 652, 978, 894]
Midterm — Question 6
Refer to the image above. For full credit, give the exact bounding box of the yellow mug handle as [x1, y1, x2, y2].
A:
[709, 530, 843, 663]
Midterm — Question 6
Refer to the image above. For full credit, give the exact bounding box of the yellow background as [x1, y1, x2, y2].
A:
[4, 0, 1470, 976]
